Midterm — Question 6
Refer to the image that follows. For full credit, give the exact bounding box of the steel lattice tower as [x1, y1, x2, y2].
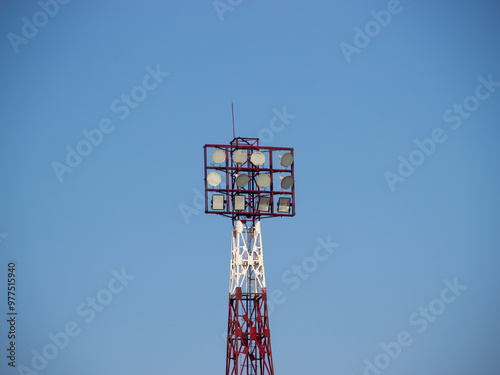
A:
[204, 137, 295, 375]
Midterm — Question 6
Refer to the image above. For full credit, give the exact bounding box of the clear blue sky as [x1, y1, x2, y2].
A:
[1, 1, 499, 374]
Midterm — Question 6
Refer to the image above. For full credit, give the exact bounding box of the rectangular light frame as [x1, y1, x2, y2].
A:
[234, 195, 246, 211]
[204, 137, 295, 221]
[257, 197, 271, 212]
[277, 197, 291, 213]
[211, 194, 225, 210]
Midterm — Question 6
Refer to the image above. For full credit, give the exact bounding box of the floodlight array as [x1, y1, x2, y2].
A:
[204, 138, 295, 220]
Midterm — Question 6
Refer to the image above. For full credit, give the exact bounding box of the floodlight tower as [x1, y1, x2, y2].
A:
[203, 137, 295, 375]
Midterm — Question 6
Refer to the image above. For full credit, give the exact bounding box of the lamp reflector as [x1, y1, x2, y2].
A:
[233, 149, 247, 164]
[256, 173, 271, 188]
[235, 174, 250, 187]
[211, 149, 226, 164]
[280, 176, 294, 190]
[280, 152, 294, 167]
[234, 195, 245, 211]
[277, 197, 291, 213]
[250, 151, 265, 166]
[257, 197, 271, 212]
[207, 171, 222, 186]
[211, 195, 224, 210]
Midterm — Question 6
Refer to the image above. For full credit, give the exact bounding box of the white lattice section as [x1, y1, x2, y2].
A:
[229, 221, 266, 295]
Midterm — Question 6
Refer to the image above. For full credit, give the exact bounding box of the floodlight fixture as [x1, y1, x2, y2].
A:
[234, 195, 245, 211]
[280, 152, 294, 168]
[207, 171, 222, 186]
[256, 173, 271, 188]
[250, 151, 265, 166]
[233, 149, 247, 164]
[211, 149, 226, 164]
[277, 197, 291, 213]
[204, 138, 295, 219]
[280, 176, 294, 190]
[235, 174, 250, 187]
[257, 197, 271, 212]
[211, 194, 225, 210]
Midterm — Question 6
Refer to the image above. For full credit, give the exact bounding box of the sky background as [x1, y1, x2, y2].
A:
[1, 1, 500, 374]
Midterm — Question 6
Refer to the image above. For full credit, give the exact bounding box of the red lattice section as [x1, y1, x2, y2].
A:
[226, 287, 274, 375]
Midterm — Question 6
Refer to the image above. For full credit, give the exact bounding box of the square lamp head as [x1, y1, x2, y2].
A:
[257, 196, 271, 212]
[211, 194, 225, 210]
[277, 197, 291, 213]
[234, 195, 245, 211]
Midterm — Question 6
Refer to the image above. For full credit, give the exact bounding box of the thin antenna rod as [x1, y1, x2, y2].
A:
[231, 100, 235, 139]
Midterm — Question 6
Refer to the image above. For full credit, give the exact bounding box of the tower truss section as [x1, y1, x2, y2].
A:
[203, 137, 295, 375]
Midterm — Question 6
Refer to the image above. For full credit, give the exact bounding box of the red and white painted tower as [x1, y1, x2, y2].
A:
[203, 137, 295, 375]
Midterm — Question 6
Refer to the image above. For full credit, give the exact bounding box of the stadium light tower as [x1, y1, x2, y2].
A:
[203, 137, 295, 375]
